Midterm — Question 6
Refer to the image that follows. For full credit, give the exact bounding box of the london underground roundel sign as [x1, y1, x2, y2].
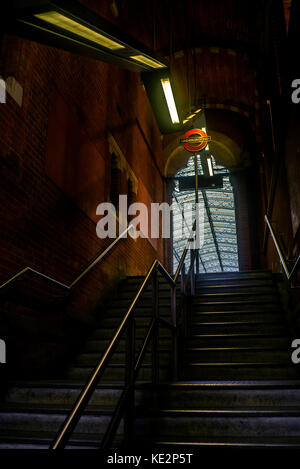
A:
[180, 128, 212, 152]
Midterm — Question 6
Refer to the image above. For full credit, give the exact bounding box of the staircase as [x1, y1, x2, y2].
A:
[0, 275, 175, 449]
[136, 270, 300, 448]
[0, 270, 299, 449]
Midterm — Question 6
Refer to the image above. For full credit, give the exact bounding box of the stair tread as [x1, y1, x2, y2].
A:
[190, 320, 284, 325]
[0, 403, 115, 414]
[139, 380, 300, 389]
[146, 435, 300, 447]
[139, 407, 300, 415]
[186, 362, 295, 367]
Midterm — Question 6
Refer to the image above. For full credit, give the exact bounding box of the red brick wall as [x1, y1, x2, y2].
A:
[0, 32, 166, 319]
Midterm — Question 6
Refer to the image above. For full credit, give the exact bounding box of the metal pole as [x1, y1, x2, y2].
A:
[124, 317, 135, 446]
[152, 271, 159, 385]
[194, 153, 200, 274]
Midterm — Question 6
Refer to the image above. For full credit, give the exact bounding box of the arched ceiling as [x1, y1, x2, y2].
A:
[79, 0, 285, 174]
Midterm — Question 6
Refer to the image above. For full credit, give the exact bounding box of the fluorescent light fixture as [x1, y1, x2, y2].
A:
[183, 119, 189, 124]
[202, 127, 206, 133]
[160, 78, 180, 124]
[207, 157, 214, 177]
[130, 55, 166, 69]
[205, 144, 209, 151]
[34, 10, 125, 50]
[195, 108, 202, 113]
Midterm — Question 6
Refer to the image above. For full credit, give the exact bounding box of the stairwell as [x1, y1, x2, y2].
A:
[0, 270, 299, 449]
[136, 270, 300, 449]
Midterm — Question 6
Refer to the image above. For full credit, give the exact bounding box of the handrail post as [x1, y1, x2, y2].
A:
[190, 250, 195, 297]
[181, 263, 187, 339]
[195, 249, 199, 275]
[171, 282, 178, 381]
[152, 270, 159, 385]
[180, 263, 185, 294]
[124, 317, 135, 447]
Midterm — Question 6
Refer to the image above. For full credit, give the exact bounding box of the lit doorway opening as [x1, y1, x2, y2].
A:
[172, 155, 239, 273]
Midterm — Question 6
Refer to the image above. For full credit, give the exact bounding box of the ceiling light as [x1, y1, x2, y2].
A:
[13, 2, 167, 72]
[160, 78, 180, 124]
[141, 69, 182, 133]
[34, 10, 125, 50]
[207, 157, 214, 177]
[130, 55, 165, 69]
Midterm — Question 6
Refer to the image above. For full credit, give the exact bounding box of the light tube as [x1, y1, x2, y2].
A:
[207, 157, 214, 177]
[130, 55, 166, 69]
[34, 10, 125, 50]
[160, 78, 180, 124]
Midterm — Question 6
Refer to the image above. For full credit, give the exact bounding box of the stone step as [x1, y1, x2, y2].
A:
[91, 326, 172, 340]
[66, 364, 171, 382]
[136, 407, 300, 438]
[184, 348, 291, 363]
[138, 435, 300, 449]
[99, 315, 173, 328]
[195, 270, 272, 280]
[0, 429, 118, 449]
[181, 363, 299, 380]
[138, 381, 300, 409]
[75, 350, 171, 367]
[193, 292, 278, 302]
[0, 407, 124, 435]
[195, 278, 275, 288]
[185, 334, 290, 348]
[193, 301, 280, 312]
[195, 284, 276, 294]
[3, 383, 158, 408]
[190, 311, 284, 323]
[187, 321, 287, 335]
[85, 337, 171, 353]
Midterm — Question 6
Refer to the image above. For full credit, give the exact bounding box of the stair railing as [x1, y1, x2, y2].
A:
[50, 226, 197, 450]
[0, 225, 134, 292]
[265, 215, 300, 286]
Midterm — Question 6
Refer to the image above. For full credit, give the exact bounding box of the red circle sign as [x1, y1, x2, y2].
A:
[182, 128, 210, 152]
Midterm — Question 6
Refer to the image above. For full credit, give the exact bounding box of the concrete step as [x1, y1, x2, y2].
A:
[138, 381, 300, 409]
[184, 347, 291, 363]
[193, 299, 280, 312]
[85, 337, 171, 353]
[196, 278, 275, 288]
[191, 311, 284, 323]
[138, 435, 300, 449]
[195, 270, 272, 280]
[0, 406, 123, 436]
[100, 315, 172, 328]
[181, 363, 299, 380]
[185, 334, 290, 348]
[75, 350, 171, 367]
[66, 364, 171, 382]
[4, 384, 123, 408]
[193, 292, 279, 302]
[187, 321, 287, 335]
[91, 326, 172, 340]
[195, 284, 276, 294]
[136, 407, 300, 438]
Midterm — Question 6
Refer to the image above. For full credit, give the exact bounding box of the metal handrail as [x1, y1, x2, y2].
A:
[265, 215, 300, 283]
[0, 225, 134, 291]
[50, 223, 197, 450]
[50, 259, 176, 449]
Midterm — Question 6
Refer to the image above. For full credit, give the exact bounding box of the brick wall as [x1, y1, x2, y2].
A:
[0, 20, 166, 375]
